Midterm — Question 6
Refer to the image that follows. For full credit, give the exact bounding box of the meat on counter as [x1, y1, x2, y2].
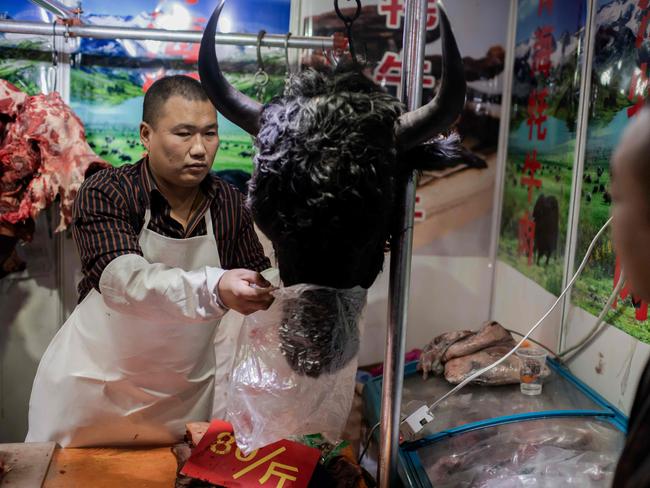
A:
[418, 321, 549, 386]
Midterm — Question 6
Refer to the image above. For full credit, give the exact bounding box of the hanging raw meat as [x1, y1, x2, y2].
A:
[0, 79, 108, 278]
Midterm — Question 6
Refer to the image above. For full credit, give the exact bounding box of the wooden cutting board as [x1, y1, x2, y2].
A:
[43, 447, 178, 487]
[0, 442, 55, 487]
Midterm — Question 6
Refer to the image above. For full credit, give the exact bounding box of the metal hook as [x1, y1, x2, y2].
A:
[51, 20, 58, 67]
[48, 20, 58, 93]
[284, 32, 292, 78]
[256, 30, 267, 74]
[333, 0, 361, 24]
[324, 49, 338, 67]
[333, 0, 362, 62]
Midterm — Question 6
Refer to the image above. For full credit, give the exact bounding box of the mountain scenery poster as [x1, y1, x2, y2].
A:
[1, 0, 291, 171]
[571, 0, 650, 342]
[498, 0, 587, 295]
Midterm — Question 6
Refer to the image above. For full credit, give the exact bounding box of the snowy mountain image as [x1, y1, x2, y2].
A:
[593, 0, 650, 73]
[1, 1, 254, 61]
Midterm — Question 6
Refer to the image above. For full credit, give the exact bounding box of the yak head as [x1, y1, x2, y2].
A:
[199, 1, 466, 377]
[199, 1, 466, 293]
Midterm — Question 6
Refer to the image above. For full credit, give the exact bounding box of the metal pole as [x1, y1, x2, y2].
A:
[487, 0, 518, 318]
[0, 19, 336, 50]
[378, 0, 427, 486]
[559, 0, 597, 352]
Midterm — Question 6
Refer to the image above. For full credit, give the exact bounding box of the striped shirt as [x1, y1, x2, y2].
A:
[72, 157, 270, 302]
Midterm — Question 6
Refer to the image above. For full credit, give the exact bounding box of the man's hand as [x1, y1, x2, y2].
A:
[217, 268, 276, 315]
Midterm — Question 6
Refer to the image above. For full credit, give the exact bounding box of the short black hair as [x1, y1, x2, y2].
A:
[142, 75, 211, 127]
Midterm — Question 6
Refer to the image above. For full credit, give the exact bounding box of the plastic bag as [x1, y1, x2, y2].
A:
[226, 283, 367, 453]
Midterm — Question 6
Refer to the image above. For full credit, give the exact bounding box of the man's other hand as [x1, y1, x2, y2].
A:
[217, 269, 276, 315]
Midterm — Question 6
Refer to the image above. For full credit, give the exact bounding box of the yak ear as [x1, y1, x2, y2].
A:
[402, 133, 486, 174]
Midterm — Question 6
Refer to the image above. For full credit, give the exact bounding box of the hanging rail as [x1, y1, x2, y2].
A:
[0, 19, 339, 50]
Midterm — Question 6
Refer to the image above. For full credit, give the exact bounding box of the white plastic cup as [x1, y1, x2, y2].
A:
[515, 347, 547, 396]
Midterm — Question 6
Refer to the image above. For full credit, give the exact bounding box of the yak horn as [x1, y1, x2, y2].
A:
[395, 6, 466, 150]
[199, 0, 263, 136]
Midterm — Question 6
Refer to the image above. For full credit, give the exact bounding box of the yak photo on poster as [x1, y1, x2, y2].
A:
[302, 0, 508, 256]
[571, 0, 650, 343]
[498, 0, 586, 295]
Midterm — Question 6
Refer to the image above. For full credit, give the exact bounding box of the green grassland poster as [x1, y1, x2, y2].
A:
[571, 0, 650, 343]
[70, 60, 288, 172]
[1, 0, 291, 172]
[498, 0, 586, 295]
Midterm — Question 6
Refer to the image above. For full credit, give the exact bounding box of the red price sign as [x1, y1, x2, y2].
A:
[181, 420, 321, 488]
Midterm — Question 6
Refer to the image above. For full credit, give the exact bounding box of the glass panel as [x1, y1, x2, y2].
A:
[419, 418, 624, 487]
[400, 367, 603, 435]
[1, 1, 61, 95]
[571, 0, 650, 341]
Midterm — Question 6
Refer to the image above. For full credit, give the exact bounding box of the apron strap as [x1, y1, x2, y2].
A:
[203, 207, 215, 239]
[140, 208, 153, 238]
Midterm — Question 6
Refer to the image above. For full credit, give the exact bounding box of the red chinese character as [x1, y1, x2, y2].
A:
[527, 88, 549, 140]
[633, 297, 649, 321]
[426, 1, 438, 29]
[378, 0, 403, 29]
[518, 211, 536, 266]
[521, 150, 542, 203]
[532, 26, 554, 77]
[374, 52, 403, 86]
[373, 52, 435, 89]
[378, 0, 438, 30]
[614, 256, 649, 321]
[421, 60, 435, 88]
[627, 63, 648, 118]
[538, 0, 553, 16]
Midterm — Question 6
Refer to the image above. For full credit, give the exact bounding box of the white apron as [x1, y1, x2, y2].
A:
[27, 207, 239, 447]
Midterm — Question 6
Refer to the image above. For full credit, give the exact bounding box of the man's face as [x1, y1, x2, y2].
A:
[611, 122, 650, 302]
[140, 95, 219, 189]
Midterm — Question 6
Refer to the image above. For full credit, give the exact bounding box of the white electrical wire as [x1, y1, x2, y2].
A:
[558, 268, 626, 360]
[424, 216, 613, 415]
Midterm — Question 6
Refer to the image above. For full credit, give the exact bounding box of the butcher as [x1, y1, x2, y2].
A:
[610, 106, 650, 487]
[26, 75, 273, 447]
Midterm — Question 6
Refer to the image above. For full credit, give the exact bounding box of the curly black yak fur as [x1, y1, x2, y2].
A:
[249, 65, 482, 290]
[245, 66, 482, 376]
[250, 67, 401, 290]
